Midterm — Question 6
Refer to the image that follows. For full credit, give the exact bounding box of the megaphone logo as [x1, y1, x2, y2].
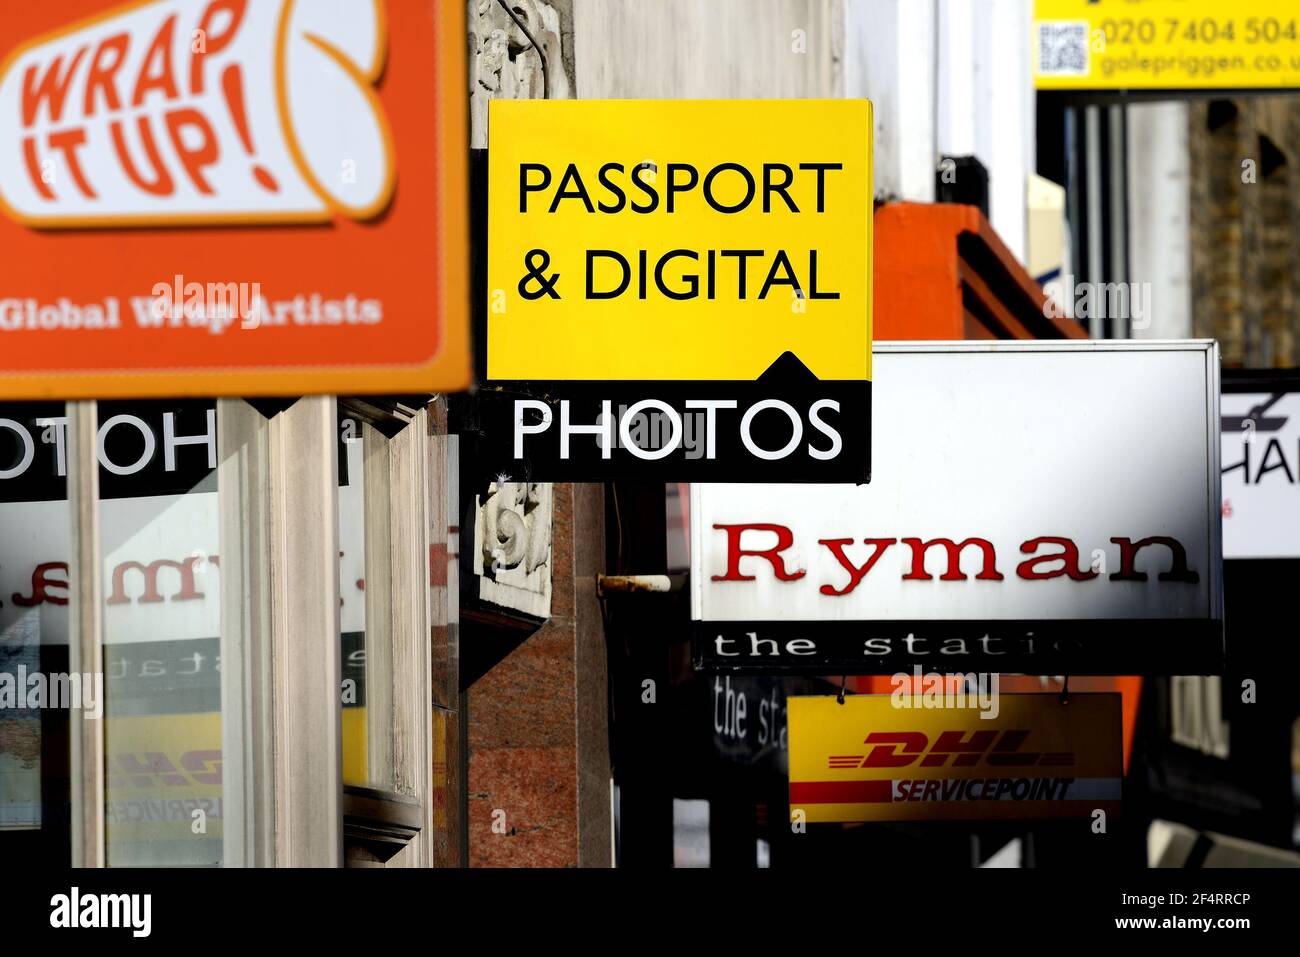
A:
[0, 0, 395, 228]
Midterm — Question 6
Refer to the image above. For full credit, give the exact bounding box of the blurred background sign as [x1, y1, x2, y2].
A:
[1221, 372, 1300, 558]
[1034, 0, 1300, 92]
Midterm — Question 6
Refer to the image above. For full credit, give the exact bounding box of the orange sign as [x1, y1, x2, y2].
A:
[0, 0, 469, 399]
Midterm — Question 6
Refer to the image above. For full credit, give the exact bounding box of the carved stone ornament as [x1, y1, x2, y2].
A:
[468, 0, 570, 147]
[474, 481, 553, 618]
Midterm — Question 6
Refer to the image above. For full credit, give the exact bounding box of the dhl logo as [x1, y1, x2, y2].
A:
[826, 729, 1074, 770]
[106, 750, 222, 789]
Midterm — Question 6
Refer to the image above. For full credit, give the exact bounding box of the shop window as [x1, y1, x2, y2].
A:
[0, 402, 77, 863]
[97, 400, 222, 867]
[338, 410, 396, 790]
[4, 395, 435, 867]
[337, 399, 432, 865]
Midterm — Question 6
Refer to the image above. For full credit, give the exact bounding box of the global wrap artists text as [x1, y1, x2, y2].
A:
[1, 284, 383, 335]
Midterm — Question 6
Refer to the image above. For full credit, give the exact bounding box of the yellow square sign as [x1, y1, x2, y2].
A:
[486, 98, 872, 382]
[481, 99, 873, 483]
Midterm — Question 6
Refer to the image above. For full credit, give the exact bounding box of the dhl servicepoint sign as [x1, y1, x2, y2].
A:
[0, 0, 469, 399]
[1034, 0, 1300, 91]
[788, 694, 1122, 823]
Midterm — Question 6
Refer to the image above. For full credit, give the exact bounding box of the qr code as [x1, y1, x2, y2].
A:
[1037, 21, 1089, 76]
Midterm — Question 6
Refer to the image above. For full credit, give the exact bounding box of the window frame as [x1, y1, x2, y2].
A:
[65, 394, 438, 867]
[338, 398, 435, 867]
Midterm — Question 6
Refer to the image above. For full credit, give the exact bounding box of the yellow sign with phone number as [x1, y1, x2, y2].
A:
[1034, 0, 1300, 90]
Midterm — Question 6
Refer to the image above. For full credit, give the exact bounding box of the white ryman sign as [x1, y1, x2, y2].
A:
[691, 341, 1223, 674]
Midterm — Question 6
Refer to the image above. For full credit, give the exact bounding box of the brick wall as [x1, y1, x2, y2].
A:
[1189, 97, 1300, 368]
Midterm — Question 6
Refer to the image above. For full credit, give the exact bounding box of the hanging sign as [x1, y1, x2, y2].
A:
[1221, 372, 1300, 558]
[788, 693, 1123, 823]
[0, 0, 470, 399]
[692, 342, 1224, 675]
[482, 98, 873, 482]
[1034, 0, 1300, 91]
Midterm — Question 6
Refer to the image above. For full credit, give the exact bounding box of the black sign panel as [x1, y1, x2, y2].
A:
[470, 353, 870, 482]
[693, 619, 1226, 676]
[0, 400, 218, 503]
[0, 400, 366, 503]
